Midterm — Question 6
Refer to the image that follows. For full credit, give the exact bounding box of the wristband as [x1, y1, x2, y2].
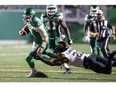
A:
[41, 40, 47, 49]
[40, 46, 44, 49]
[43, 40, 47, 43]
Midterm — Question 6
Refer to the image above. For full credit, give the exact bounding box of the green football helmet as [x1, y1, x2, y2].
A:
[23, 8, 36, 23]
[90, 5, 100, 16]
[85, 14, 93, 22]
[46, 4, 57, 16]
[24, 8, 36, 16]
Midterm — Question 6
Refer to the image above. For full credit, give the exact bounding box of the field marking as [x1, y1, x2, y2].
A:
[0, 69, 107, 73]
[0, 69, 115, 74]
[0, 53, 28, 56]
[0, 46, 2, 49]
[0, 69, 66, 72]
[13, 45, 31, 49]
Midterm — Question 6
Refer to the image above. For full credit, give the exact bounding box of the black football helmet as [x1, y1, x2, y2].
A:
[56, 41, 69, 52]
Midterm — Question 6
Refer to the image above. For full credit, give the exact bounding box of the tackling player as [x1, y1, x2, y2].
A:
[35, 41, 116, 74]
[19, 8, 49, 77]
[40, 5, 73, 74]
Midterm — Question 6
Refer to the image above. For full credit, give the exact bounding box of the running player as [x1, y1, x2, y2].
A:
[19, 8, 49, 77]
[40, 5, 73, 73]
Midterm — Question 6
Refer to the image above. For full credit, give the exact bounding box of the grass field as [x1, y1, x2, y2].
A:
[0, 43, 116, 82]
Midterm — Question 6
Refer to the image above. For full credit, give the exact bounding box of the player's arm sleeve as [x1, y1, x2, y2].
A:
[46, 52, 58, 58]
[38, 53, 69, 66]
[38, 57, 63, 66]
[39, 58, 55, 66]
[107, 22, 112, 29]
[39, 25, 49, 48]
[36, 24, 49, 49]
[35, 18, 48, 41]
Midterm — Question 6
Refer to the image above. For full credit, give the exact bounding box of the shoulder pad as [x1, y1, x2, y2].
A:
[32, 16, 42, 27]
[85, 14, 93, 21]
[55, 12, 63, 19]
[40, 12, 47, 21]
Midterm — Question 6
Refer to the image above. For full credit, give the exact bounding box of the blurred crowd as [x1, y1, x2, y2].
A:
[0, 5, 46, 10]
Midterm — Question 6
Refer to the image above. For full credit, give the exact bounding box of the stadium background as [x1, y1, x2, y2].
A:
[0, 5, 116, 44]
[0, 5, 116, 82]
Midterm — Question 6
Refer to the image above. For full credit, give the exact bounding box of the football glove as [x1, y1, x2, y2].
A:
[84, 36, 90, 43]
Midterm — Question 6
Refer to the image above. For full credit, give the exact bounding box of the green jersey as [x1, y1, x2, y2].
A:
[41, 12, 63, 38]
[27, 16, 48, 44]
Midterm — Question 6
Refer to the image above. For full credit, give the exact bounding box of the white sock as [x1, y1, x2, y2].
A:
[31, 68, 37, 72]
[63, 63, 70, 69]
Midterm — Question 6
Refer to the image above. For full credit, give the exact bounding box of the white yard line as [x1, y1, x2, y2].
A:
[0, 53, 28, 56]
[0, 69, 95, 73]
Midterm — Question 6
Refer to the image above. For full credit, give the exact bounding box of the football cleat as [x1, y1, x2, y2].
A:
[64, 68, 72, 74]
[27, 71, 38, 78]
[108, 51, 116, 58]
[27, 71, 48, 78]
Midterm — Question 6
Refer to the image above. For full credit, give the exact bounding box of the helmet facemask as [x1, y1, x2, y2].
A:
[56, 41, 69, 52]
[23, 15, 32, 24]
[46, 5, 57, 16]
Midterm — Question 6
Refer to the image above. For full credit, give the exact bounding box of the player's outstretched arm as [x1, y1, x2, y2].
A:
[38, 56, 68, 66]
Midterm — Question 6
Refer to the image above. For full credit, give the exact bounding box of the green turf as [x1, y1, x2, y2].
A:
[0, 44, 116, 82]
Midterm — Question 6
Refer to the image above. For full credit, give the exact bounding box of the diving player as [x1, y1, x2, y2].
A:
[36, 41, 116, 74]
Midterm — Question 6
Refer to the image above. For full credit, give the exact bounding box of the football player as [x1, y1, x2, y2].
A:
[84, 5, 101, 56]
[40, 5, 73, 73]
[19, 8, 50, 77]
[35, 41, 116, 74]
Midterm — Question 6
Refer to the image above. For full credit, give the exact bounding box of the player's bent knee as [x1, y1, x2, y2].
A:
[26, 55, 33, 62]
